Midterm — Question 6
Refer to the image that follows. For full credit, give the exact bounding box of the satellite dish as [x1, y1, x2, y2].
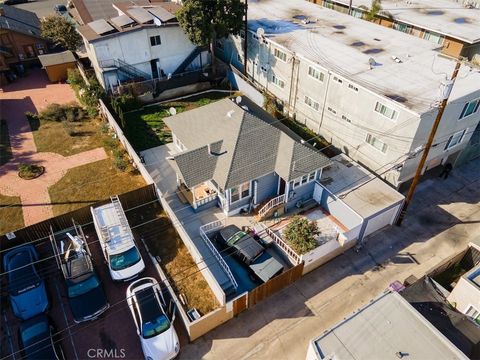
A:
[256, 27, 265, 38]
[169, 107, 177, 116]
[235, 96, 242, 104]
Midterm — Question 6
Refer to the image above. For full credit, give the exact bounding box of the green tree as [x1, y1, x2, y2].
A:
[41, 15, 82, 51]
[177, 0, 246, 74]
[360, 0, 383, 22]
[283, 216, 320, 254]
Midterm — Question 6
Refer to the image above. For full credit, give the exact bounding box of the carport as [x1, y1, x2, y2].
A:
[318, 154, 405, 242]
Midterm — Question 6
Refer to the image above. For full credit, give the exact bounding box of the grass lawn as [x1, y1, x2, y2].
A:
[123, 91, 230, 151]
[48, 159, 146, 216]
[0, 119, 12, 166]
[129, 202, 219, 315]
[28, 117, 105, 156]
[0, 194, 24, 235]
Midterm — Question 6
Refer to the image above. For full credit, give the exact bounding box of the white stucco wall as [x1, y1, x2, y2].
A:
[447, 271, 480, 320]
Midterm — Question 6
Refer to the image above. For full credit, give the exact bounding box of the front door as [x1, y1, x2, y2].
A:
[150, 59, 159, 79]
[278, 178, 286, 195]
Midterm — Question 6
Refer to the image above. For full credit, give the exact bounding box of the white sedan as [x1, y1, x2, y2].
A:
[126, 277, 180, 360]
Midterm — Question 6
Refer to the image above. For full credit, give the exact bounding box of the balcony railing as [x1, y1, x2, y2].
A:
[257, 194, 286, 219]
[260, 224, 301, 265]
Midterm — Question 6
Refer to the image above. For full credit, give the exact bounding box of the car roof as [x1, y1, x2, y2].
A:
[136, 286, 162, 324]
[219, 225, 241, 240]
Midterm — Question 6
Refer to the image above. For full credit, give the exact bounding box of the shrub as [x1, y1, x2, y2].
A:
[18, 163, 44, 180]
[63, 120, 75, 136]
[103, 136, 118, 150]
[25, 112, 38, 122]
[283, 216, 320, 255]
[38, 103, 85, 122]
[100, 122, 110, 134]
[113, 153, 128, 171]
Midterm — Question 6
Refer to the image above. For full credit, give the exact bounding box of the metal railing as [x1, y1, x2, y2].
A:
[199, 220, 238, 291]
[257, 194, 286, 219]
[195, 193, 217, 208]
[261, 224, 301, 265]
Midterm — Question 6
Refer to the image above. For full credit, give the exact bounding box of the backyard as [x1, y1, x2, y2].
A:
[122, 91, 231, 151]
[127, 201, 219, 316]
[0, 194, 24, 235]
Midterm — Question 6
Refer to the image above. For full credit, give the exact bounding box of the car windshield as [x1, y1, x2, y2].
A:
[110, 247, 141, 271]
[142, 314, 170, 339]
[21, 321, 48, 345]
[68, 275, 100, 297]
[227, 231, 248, 246]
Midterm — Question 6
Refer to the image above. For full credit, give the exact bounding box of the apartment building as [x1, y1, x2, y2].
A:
[217, 0, 480, 188]
[308, 0, 480, 61]
[77, 1, 209, 90]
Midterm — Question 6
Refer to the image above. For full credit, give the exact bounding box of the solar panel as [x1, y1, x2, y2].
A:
[148, 7, 176, 22]
[88, 19, 115, 35]
[110, 14, 135, 28]
[127, 7, 154, 24]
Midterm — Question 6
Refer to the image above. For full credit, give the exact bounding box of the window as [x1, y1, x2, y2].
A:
[348, 83, 359, 92]
[290, 171, 316, 189]
[274, 48, 287, 62]
[304, 96, 320, 111]
[466, 306, 480, 325]
[393, 22, 413, 34]
[272, 74, 285, 88]
[423, 31, 444, 45]
[341, 115, 352, 123]
[150, 35, 161, 46]
[459, 99, 480, 119]
[444, 129, 467, 150]
[366, 133, 388, 153]
[327, 107, 337, 115]
[333, 76, 343, 84]
[308, 66, 324, 82]
[375, 101, 397, 120]
[230, 182, 250, 203]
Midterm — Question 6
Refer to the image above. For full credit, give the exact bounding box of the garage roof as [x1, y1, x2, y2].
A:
[38, 51, 76, 67]
[320, 154, 404, 219]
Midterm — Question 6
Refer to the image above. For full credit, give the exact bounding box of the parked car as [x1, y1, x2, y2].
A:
[3, 245, 49, 320]
[4, 0, 29, 5]
[216, 225, 284, 282]
[18, 314, 65, 360]
[126, 277, 180, 360]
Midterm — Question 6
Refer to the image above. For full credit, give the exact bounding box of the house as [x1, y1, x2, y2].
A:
[38, 50, 76, 82]
[307, 0, 480, 61]
[164, 96, 332, 216]
[306, 290, 470, 360]
[218, 0, 480, 189]
[0, 5, 49, 83]
[77, 1, 210, 90]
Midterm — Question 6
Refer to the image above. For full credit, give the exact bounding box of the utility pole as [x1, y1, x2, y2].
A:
[244, 0, 248, 76]
[396, 60, 462, 226]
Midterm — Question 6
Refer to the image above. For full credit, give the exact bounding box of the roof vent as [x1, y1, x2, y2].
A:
[226, 110, 235, 118]
[391, 55, 403, 63]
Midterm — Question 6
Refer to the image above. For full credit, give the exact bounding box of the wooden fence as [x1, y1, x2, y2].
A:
[0, 185, 157, 251]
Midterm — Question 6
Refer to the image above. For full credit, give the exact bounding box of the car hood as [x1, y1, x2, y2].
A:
[69, 284, 108, 322]
[142, 327, 179, 360]
[109, 258, 145, 281]
[11, 281, 48, 320]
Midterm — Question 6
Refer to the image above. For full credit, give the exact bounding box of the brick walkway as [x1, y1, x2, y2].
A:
[0, 69, 107, 226]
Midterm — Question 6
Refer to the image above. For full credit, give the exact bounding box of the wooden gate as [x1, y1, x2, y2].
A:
[248, 262, 304, 307]
[232, 293, 248, 316]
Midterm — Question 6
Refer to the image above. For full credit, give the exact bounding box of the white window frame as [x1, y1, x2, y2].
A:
[375, 101, 398, 120]
[308, 66, 324, 82]
[465, 305, 480, 324]
[290, 171, 317, 189]
[459, 99, 480, 120]
[304, 96, 320, 111]
[272, 74, 285, 89]
[229, 181, 251, 204]
[444, 129, 467, 150]
[274, 48, 287, 62]
[423, 30, 444, 45]
[365, 133, 388, 153]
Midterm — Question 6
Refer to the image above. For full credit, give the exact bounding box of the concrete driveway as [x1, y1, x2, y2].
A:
[178, 157, 480, 359]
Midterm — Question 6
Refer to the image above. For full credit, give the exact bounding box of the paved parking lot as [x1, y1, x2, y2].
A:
[1, 222, 188, 360]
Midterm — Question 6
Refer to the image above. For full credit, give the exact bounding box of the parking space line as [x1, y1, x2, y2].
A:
[2, 311, 16, 360]
[54, 283, 79, 360]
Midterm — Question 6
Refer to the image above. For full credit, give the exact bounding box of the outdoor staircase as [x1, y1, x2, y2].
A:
[255, 194, 286, 222]
[100, 59, 150, 81]
[172, 46, 207, 75]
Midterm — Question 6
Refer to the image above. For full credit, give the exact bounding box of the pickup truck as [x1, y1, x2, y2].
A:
[216, 225, 284, 283]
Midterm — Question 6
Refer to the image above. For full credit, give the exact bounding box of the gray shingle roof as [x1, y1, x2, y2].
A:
[0, 5, 41, 38]
[165, 97, 331, 190]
